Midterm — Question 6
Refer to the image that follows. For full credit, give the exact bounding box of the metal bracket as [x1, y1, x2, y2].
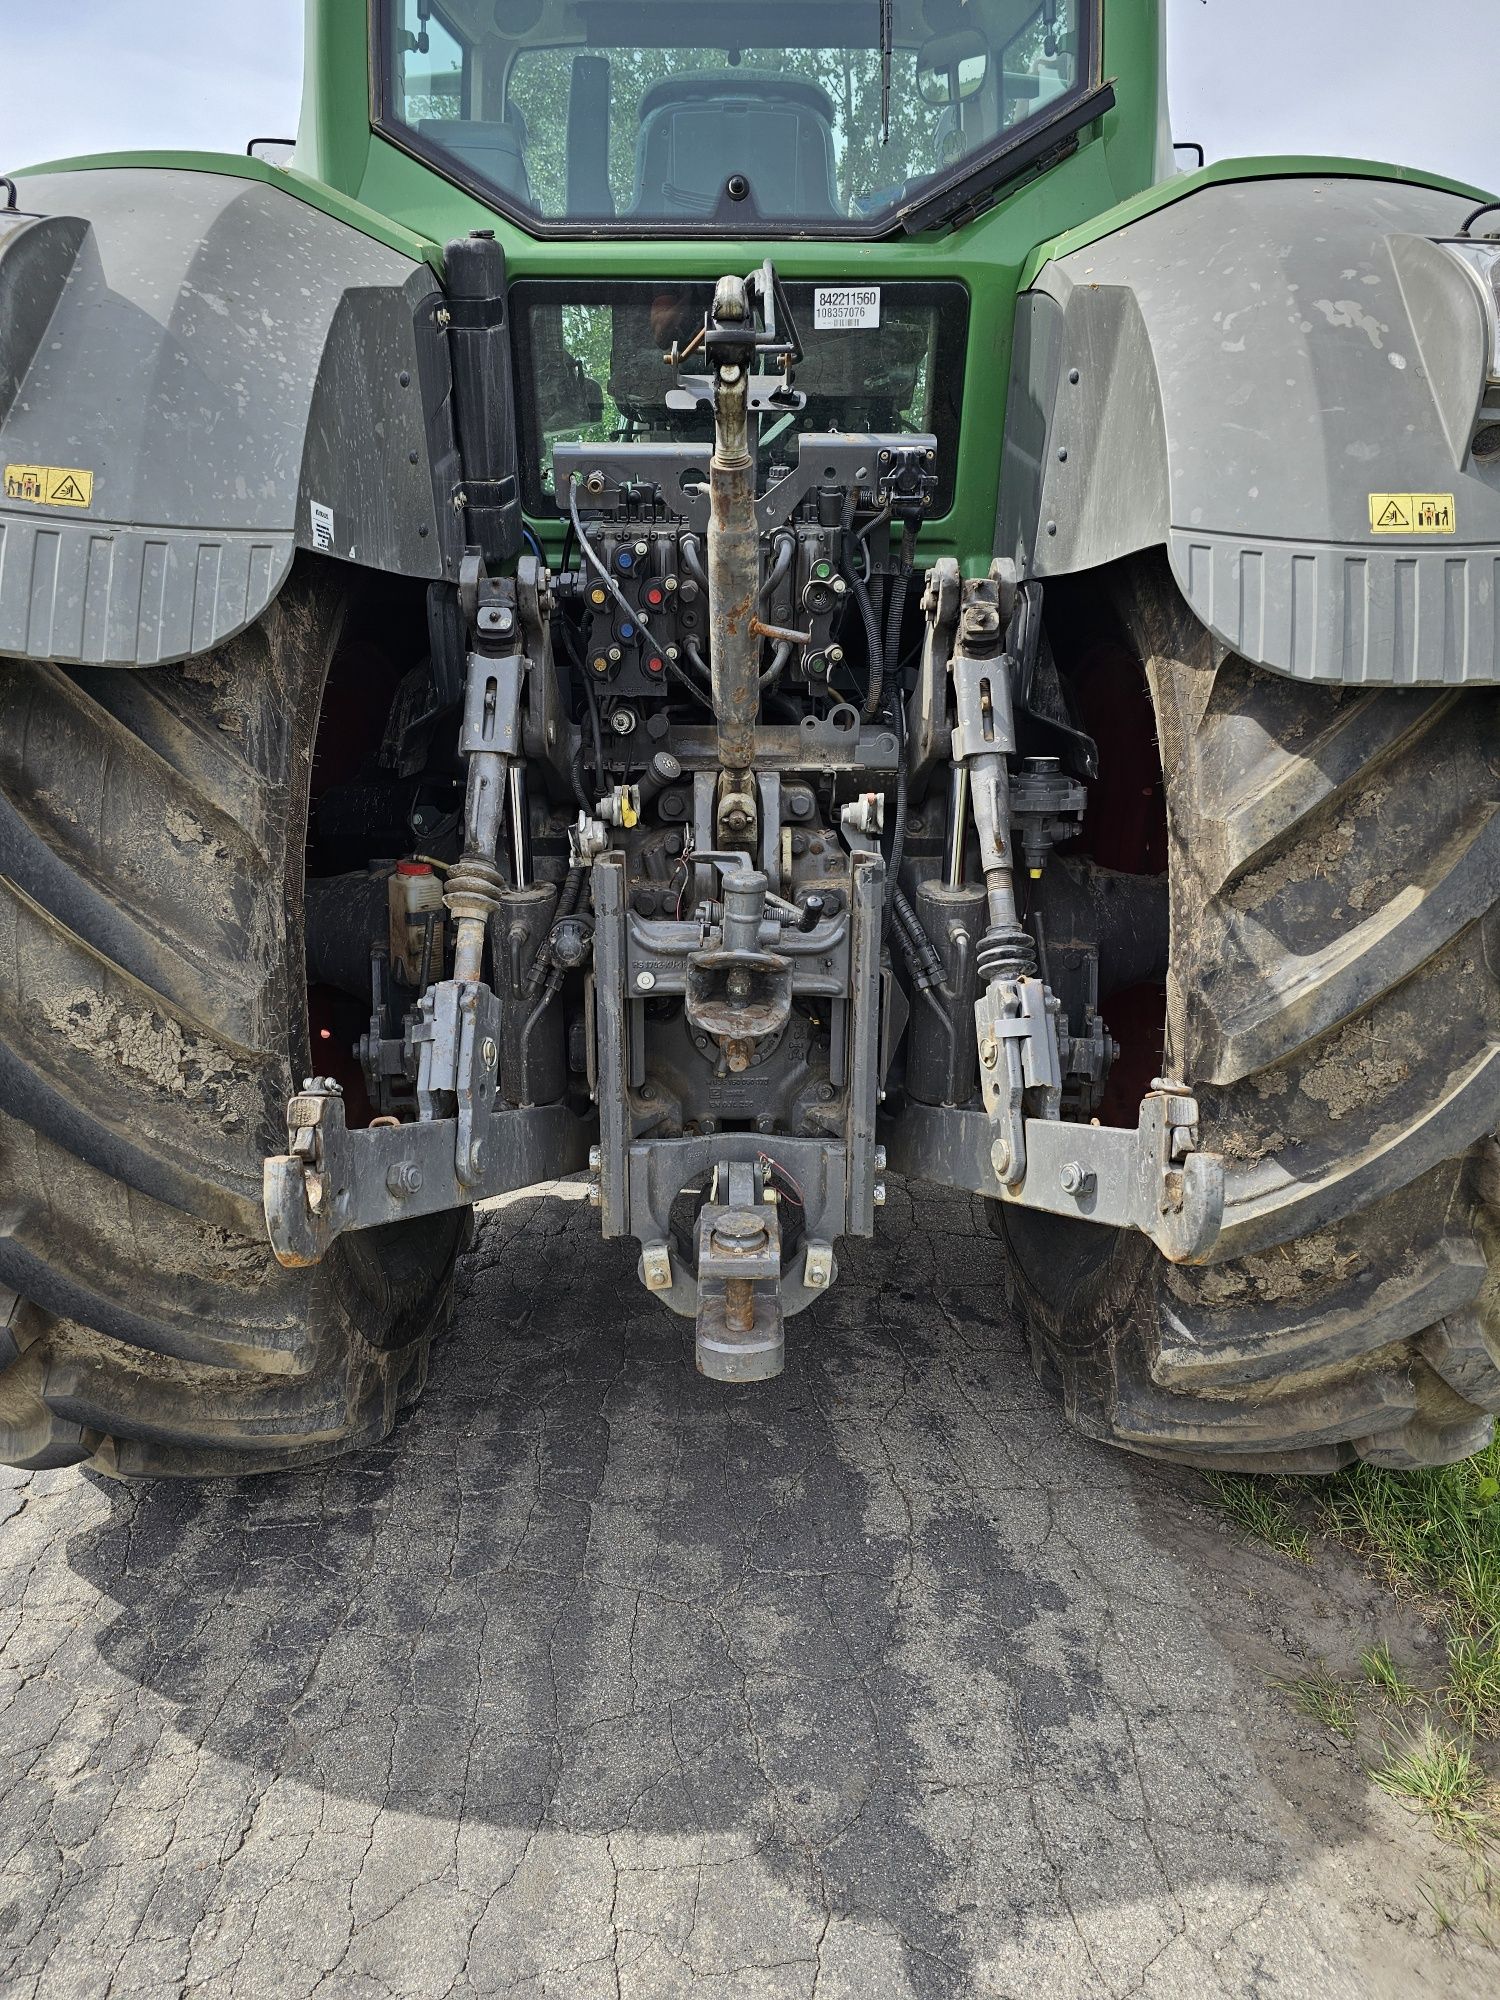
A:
[263, 1085, 592, 1267]
[997, 1084, 1225, 1263]
[458, 649, 523, 757]
[975, 975, 1063, 1186]
[409, 978, 502, 1183]
[881, 1089, 1226, 1266]
[907, 556, 961, 789]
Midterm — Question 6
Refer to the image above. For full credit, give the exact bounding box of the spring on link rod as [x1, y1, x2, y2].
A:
[976, 921, 1037, 986]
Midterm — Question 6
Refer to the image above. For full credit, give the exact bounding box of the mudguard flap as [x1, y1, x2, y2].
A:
[998, 174, 1500, 685]
[0, 168, 455, 667]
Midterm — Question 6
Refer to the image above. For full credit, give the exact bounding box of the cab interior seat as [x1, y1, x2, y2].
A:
[416, 117, 533, 203]
[629, 73, 841, 218]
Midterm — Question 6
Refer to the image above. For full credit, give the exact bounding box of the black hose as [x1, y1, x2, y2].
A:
[882, 523, 916, 711]
[851, 567, 885, 719]
[679, 533, 709, 596]
[882, 753, 908, 943]
[568, 743, 591, 814]
[891, 885, 941, 985]
[759, 640, 792, 693]
[524, 865, 583, 998]
[517, 968, 564, 1106]
[853, 505, 890, 588]
[662, 648, 714, 709]
[760, 530, 795, 604]
[581, 668, 606, 793]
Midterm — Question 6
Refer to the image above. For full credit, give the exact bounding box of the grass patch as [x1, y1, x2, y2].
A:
[1204, 1472, 1313, 1563]
[1445, 1625, 1500, 1737]
[1361, 1639, 1424, 1707]
[1371, 1723, 1497, 1847]
[1317, 1438, 1500, 1635]
[1271, 1662, 1359, 1740]
[1208, 1437, 1500, 1748]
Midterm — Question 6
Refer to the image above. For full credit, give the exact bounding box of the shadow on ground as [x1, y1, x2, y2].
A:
[0, 1180, 1486, 1998]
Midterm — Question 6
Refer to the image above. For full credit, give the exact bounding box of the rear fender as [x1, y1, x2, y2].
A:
[0, 167, 461, 667]
[998, 174, 1500, 685]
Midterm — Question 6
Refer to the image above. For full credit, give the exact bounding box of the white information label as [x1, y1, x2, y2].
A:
[813, 286, 881, 331]
[309, 499, 335, 552]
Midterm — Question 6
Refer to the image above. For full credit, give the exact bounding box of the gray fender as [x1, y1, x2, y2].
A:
[0, 168, 458, 668]
[997, 175, 1500, 684]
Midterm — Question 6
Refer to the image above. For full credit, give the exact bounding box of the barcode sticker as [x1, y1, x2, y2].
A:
[813, 286, 881, 331]
[309, 499, 335, 551]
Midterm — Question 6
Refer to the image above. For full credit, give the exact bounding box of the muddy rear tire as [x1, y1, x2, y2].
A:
[997, 558, 1500, 1472]
[0, 564, 464, 1478]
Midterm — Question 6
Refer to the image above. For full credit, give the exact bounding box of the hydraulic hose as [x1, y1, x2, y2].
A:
[568, 475, 652, 639]
[759, 640, 792, 693]
[679, 532, 709, 597]
[683, 636, 712, 684]
[883, 751, 908, 943]
[851, 567, 885, 719]
[760, 530, 795, 605]
[882, 522, 917, 712]
[662, 648, 715, 710]
[523, 864, 584, 998]
[581, 667, 605, 796]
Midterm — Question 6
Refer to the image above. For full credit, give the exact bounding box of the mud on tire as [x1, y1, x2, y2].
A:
[0, 564, 464, 1478]
[998, 556, 1500, 1472]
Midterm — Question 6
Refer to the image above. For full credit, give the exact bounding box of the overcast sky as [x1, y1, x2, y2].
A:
[2, 0, 1494, 194]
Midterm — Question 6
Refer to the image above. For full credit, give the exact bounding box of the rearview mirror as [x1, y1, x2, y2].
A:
[917, 31, 989, 107]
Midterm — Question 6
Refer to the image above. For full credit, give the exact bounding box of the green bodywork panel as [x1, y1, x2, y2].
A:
[11, 1, 1493, 574]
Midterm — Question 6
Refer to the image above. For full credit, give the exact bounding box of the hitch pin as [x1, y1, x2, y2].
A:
[750, 615, 813, 646]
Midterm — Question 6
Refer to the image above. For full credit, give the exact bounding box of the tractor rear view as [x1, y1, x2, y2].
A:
[1, 0, 1499, 1479]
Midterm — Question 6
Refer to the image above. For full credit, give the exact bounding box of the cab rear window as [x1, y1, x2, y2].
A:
[509, 277, 969, 517]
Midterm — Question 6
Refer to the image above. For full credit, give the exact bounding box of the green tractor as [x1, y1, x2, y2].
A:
[2, 0, 1498, 1478]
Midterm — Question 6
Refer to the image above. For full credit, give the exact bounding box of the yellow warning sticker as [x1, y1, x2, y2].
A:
[1368, 492, 1456, 535]
[3, 464, 94, 509]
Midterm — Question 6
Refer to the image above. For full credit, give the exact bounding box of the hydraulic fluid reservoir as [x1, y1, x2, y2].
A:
[388, 860, 445, 988]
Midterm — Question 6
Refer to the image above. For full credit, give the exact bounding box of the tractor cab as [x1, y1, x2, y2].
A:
[378, 0, 1093, 235]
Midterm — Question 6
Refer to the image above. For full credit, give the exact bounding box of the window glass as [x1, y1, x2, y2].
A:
[395, 0, 466, 124]
[379, 2, 1091, 232]
[510, 278, 969, 516]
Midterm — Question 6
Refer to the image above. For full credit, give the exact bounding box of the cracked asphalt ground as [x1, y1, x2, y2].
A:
[1, 1178, 1495, 2000]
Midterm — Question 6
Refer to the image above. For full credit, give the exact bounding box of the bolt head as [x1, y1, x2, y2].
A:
[588, 1145, 602, 1173]
[980, 1039, 999, 1069]
[872, 1182, 887, 1206]
[481, 1037, 498, 1070]
[991, 1137, 1012, 1178]
[636, 969, 657, 991]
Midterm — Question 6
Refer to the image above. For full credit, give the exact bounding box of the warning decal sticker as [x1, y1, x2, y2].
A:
[4, 464, 94, 509]
[1368, 492, 1456, 535]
